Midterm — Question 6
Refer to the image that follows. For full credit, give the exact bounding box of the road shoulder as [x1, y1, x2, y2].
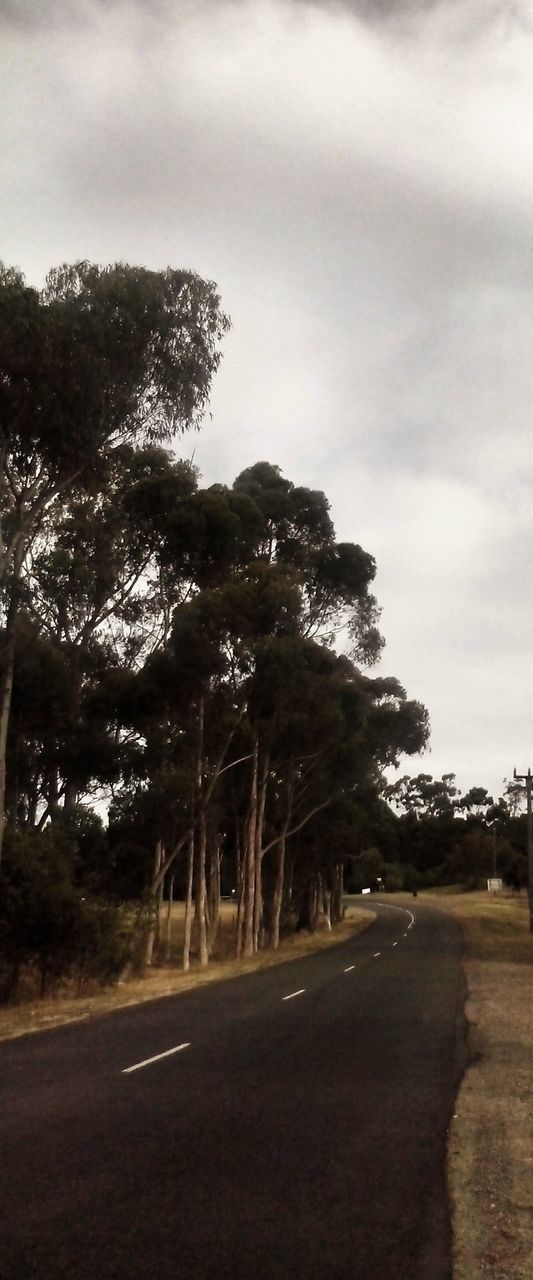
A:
[450, 958, 533, 1280]
[417, 891, 533, 1280]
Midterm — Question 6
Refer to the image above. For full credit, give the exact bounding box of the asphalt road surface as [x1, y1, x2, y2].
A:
[0, 901, 467, 1280]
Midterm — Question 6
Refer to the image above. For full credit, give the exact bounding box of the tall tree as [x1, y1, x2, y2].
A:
[0, 260, 229, 859]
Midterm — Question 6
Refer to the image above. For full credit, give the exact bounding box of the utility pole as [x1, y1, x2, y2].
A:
[513, 767, 533, 933]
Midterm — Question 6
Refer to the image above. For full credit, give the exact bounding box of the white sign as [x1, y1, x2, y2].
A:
[487, 878, 503, 892]
[361, 887, 371, 895]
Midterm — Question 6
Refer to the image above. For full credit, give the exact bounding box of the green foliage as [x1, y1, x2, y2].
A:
[0, 260, 229, 519]
[0, 826, 127, 1000]
[381, 861, 405, 892]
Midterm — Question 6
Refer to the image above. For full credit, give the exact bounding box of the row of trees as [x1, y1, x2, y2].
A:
[0, 259, 429, 999]
[347, 773, 529, 894]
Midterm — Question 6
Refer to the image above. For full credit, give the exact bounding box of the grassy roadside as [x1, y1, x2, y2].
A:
[421, 887, 533, 964]
[421, 889, 533, 1280]
[0, 903, 374, 1043]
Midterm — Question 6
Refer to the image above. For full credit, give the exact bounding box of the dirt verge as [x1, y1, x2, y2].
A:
[450, 959, 533, 1280]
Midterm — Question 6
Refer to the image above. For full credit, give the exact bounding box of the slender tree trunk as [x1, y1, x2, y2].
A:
[332, 863, 344, 924]
[183, 831, 194, 971]
[143, 839, 163, 967]
[270, 832, 286, 949]
[63, 779, 78, 816]
[266, 775, 294, 947]
[194, 698, 208, 968]
[150, 713, 245, 899]
[27, 780, 38, 828]
[164, 874, 174, 960]
[312, 873, 322, 932]
[195, 810, 208, 967]
[242, 739, 258, 957]
[154, 850, 165, 954]
[207, 830, 221, 958]
[253, 750, 269, 952]
[286, 855, 294, 911]
[322, 882, 332, 930]
[299, 869, 320, 932]
[235, 814, 245, 957]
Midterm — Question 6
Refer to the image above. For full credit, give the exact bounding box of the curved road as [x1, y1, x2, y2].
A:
[0, 901, 467, 1279]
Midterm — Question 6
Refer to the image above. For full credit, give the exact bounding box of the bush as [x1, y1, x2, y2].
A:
[381, 861, 405, 892]
[0, 826, 128, 1000]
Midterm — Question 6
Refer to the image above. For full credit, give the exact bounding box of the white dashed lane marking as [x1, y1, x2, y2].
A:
[122, 1043, 191, 1074]
[123, 907, 418, 1076]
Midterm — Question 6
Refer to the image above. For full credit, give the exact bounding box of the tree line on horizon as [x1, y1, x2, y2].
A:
[349, 772, 529, 896]
[0, 259, 524, 1005]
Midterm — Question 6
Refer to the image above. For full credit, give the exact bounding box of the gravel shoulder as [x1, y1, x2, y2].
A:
[450, 958, 533, 1280]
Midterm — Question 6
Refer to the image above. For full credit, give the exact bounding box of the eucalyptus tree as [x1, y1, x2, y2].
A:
[0, 260, 229, 858]
[456, 786, 494, 819]
[233, 461, 384, 662]
[283, 663, 429, 934]
[385, 771, 459, 817]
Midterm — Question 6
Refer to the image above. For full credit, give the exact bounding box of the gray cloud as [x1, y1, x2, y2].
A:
[2, 0, 529, 34]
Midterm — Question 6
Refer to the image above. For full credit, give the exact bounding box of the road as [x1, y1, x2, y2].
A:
[0, 901, 467, 1280]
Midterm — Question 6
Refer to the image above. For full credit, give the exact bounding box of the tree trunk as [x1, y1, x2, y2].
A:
[286, 855, 294, 911]
[312, 874, 322, 932]
[195, 810, 208, 967]
[154, 851, 165, 954]
[235, 813, 244, 956]
[196, 814, 207, 962]
[270, 833, 286, 949]
[142, 839, 163, 968]
[298, 870, 320, 932]
[164, 874, 174, 960]
[253, 750, 269, 952]
[183, 831, 194, 971]
[332, 863, 344, 924]
[242, 739, 258, 958]
[63, 779, 78, 816]
[194, 698, 208, 968]
[207, 830, 221, 958]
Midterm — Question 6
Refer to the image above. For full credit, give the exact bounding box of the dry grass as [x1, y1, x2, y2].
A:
[416, 889, 533, 1280]
[421, 889, 533, 965]
[0, 902, 373, 1043]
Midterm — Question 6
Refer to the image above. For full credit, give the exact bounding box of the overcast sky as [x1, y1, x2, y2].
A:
[2, 0, 533, 799]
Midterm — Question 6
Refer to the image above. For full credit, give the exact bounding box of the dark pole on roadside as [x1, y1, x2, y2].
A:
[513, 767, 533, 934]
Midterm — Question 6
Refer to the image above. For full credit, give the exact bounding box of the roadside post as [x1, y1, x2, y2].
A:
[513, 767, 533, 933]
